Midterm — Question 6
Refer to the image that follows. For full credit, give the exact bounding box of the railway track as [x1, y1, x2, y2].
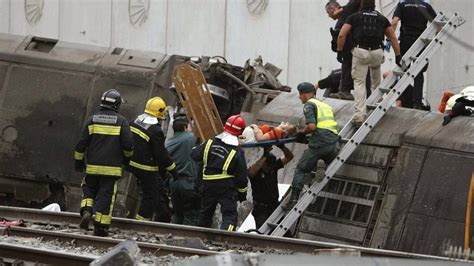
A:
[0, 206, 459, 261]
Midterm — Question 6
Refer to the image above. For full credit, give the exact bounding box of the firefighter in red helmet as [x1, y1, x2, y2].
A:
[190, 114, 248, 231]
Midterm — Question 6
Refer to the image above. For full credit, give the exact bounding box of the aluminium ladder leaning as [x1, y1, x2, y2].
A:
[259, 12, 466, 237]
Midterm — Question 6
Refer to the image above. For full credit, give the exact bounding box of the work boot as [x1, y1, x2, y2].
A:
[94, 225, 109, 237]
[79, 211, 92, 230]
[329, 91, 354, 101]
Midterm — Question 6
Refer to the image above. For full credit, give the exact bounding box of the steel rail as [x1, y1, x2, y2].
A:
[4, 226, 219, 257]
[0, 206, 459, 261]
[0, 242, 97, 265]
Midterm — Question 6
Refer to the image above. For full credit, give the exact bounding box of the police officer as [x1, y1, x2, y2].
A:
[191, 115, 248, 231]
[392, 0, 437, 109]
[165, 116, 201, 225]
[337, 0, 401, 126]
[74, 89, 133, 237]
[128, 97, 178, 222]
[326, 0, 361, 100]
[288, 82, 339, 207]
[248, 145, 293, 228]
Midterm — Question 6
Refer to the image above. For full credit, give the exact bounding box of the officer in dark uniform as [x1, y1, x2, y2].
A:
[392, 0, 437, 109]
[337, 0, 401, 126]
[165, 116, 201, 225]
[191, 114, 248, 231]
[327, 0, 361, 100]
[248, 145, 293, 228]
[74, 89, 133, 237]
[128, 97, 178, 222]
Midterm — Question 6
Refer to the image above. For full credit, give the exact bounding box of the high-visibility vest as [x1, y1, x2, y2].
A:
[308, 98, 338, 135]
[202, 139, 236, 181]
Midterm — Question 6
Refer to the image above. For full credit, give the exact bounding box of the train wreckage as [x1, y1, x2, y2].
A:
[0, 33, 473, 258]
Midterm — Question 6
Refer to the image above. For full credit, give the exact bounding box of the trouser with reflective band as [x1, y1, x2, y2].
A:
[199, 184, 237, 231]
[81, 174, 118, 228]
[351, 47, 384, 121]
[170, 176, 201, 226]
[292, 143, 338, 191]
[132, 168, 170, 222]
[399, 36, 428, 109]
[252, 201, 279, 229]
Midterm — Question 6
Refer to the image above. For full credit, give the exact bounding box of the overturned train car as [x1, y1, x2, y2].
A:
[0, 34, 287, 215]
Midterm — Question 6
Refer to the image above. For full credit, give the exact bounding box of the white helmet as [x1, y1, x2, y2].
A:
[460, 86, 474, 97]
[445, 94, 463, 112]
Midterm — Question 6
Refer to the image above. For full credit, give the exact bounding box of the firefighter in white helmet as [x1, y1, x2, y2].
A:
[191, 114, 248, 231]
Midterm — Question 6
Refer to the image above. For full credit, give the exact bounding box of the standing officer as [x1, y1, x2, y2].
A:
[337, 0, 401, 127]
[392, 0, 437, 109]
[248, 145, 293, 228]
[191, 115, 248, 231]
[128, 97, 178, 222]
[165, 116, 201, 225]
[288, 82, 339, 207]
[74, 89, 133, 237]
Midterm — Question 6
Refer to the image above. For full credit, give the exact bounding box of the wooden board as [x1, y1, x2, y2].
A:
[172, 62, 223, 142]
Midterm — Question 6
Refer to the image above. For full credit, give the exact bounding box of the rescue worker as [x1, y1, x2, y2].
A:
[392, 0, 437, 109]
[191, 114, 248, 231]
[74, 89, 133, 237]
[337, 0, 401, 127]
[248, 145, 293, 228]
[288, 82, 339, 207]
[442, 86, 474, 126]
[327, 0, 360, 101]
[128, 97, 178, 222]
[165, 116, 201, 225]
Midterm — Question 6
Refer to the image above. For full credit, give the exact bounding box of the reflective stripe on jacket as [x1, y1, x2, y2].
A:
[203, 139, 236, 180]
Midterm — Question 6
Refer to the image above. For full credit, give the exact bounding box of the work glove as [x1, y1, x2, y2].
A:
[263, 146, 272, 158]
[337, 51, 344, 63]
[276, 143, 286, 149]
[75, 160, 85, 172]
[294, 132, 307, 143]
[395, 55, 402, 67]
[442, 115, 453, 126]
[238, 191, 247, 203]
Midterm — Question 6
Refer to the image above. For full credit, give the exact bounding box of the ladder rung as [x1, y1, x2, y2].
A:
[367, 104, 378, 110]
[409, 56, 417, 61]
[433, 20, 447, 27]
[393, 70, 405, 77]
[267, 222, 278, 228]
[420, 37, 433, 44]
[379, 87, 391, 94]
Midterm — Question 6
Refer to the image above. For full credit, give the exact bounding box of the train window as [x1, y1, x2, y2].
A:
[25, 37, 57, 53]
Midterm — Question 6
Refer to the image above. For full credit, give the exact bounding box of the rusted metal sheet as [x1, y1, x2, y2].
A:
[172, 62, 223, 142]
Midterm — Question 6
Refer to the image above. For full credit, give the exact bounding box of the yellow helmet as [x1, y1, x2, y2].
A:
[145, 97, 167, 119]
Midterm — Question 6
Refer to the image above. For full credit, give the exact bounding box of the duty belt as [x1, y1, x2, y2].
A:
[355, 44, 382, 50]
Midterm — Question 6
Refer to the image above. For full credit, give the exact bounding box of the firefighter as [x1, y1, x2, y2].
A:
[74, 89, 133, 237]
[128, 97, 178, 222]
[288, 82, 340, 207]
[165, 116, 201, 225]
[191, 114, 248, 231]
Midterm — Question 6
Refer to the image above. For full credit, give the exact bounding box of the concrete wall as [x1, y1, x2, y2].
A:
[0, 0, 472, 104]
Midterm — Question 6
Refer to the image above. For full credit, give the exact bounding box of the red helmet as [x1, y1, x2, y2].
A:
[224, 115, 245, 136]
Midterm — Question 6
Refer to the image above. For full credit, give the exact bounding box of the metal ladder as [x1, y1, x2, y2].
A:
[258, 13, 466, 237]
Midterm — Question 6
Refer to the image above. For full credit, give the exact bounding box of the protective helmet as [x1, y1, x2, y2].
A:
[224, 115, 245, 136]
[100, 89, 123, 111]
[145, 97, 167, 119]
[460, 86, 474, 97]
[446, 94, 463, 112]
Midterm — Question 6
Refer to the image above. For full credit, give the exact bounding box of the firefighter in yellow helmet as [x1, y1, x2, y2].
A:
[128, 96, 178, 222]
[190, 114, 249, 231]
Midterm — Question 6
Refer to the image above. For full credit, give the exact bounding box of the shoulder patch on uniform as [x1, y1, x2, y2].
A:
[92, 115, 118, 124]
[304, 105, 312, 115]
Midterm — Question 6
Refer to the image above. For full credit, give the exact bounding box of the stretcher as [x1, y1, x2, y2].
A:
[240, 137, 297, 148]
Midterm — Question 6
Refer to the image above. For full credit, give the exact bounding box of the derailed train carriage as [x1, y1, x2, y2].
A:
[0, 34, 288, 216]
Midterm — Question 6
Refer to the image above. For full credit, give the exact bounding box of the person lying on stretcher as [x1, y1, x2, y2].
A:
[241, 122, 297, 143]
